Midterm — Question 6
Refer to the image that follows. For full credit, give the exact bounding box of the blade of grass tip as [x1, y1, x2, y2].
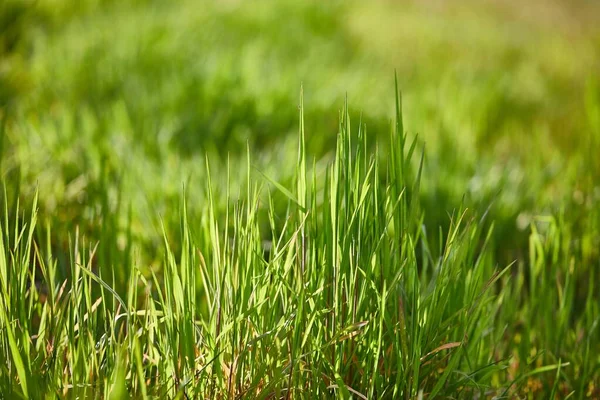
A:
[405, 134, 419, 168]
[24, 189, 38, 266]
[394, 71, 406, 192]
[394, 70, 404, 147]
[467, 261, 515, 316]
[409, 147, 425, 232]
[256, 168, 307, 213]
[419, 342, 462, 363]
[13, 195, 21, 262]
[298, 85, 307, 212]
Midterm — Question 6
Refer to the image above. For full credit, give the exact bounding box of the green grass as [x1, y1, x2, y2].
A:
[1, 87, 598, 398]
[1, 0, 599, 398]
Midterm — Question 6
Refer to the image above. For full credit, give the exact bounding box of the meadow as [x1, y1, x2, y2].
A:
[1, 0, 599, 398]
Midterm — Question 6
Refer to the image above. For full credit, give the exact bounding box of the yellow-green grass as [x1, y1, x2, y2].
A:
[1, 0, 599, 397]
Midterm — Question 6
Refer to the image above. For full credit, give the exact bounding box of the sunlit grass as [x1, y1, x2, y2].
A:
[1, 85, 598, 397]
[1, 0, 599, 397]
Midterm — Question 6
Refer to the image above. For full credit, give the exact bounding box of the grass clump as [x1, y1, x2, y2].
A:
[1, 85, 598, 398]
[1, 1, 600, 397]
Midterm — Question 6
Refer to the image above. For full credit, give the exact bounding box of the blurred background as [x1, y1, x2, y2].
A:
[1, 0, 599, 269]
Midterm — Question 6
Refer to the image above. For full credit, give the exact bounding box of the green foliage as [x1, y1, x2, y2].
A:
[0, 0, 599, 397]
[0, 87, 597, 397]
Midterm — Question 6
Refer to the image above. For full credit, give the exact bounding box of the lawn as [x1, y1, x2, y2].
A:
[1, 0, 599, 398]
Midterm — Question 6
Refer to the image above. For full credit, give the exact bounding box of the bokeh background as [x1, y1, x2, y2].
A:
[2, 0, 599, 268]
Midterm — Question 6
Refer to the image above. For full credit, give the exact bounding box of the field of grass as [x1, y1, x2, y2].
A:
[1, 0, 600, 398]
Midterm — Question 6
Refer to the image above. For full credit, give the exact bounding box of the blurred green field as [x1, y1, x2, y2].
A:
[1, 0, 600, 397]
[3, 0, 599, 259]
